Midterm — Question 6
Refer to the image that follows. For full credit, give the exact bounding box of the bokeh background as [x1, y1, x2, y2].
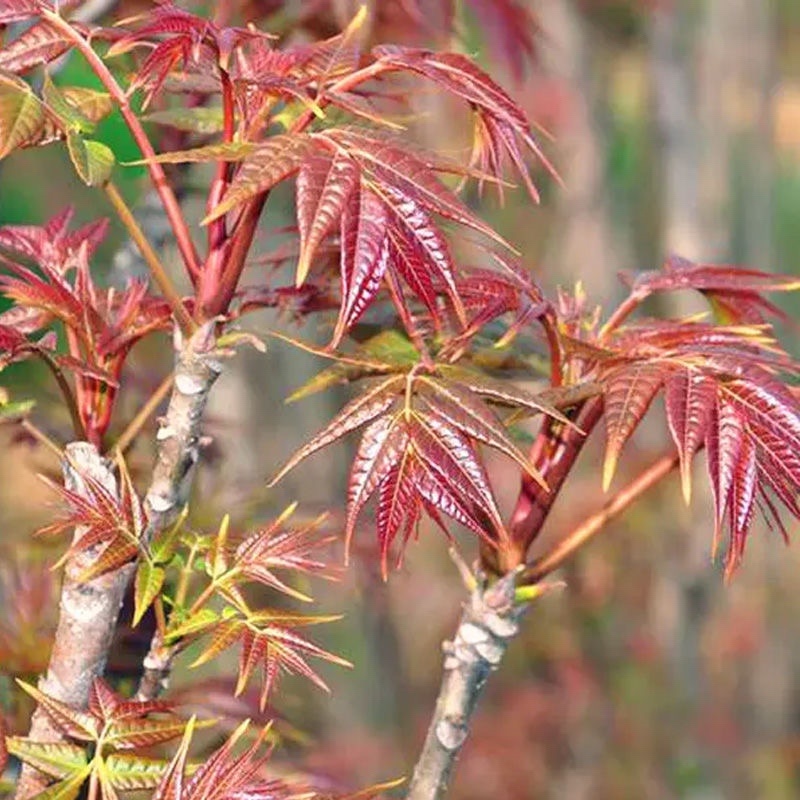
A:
[1, 1, 800, 798]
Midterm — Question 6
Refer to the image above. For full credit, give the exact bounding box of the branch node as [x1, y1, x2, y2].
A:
[435, 719, 468, 751]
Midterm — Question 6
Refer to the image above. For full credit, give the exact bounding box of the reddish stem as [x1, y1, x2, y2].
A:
[598, 289, 649, 342]
[41, 10, 201, 279]
[202, 61, 391, 318]
[204, 194, 268, 318]
[500, 285, 657, 570]
[525, 452, 680, 582]
[201, 70, 236, 305]
[289, 61, 389, 135]
[541, 309, 563, 387]
[502, 397, 604, 571]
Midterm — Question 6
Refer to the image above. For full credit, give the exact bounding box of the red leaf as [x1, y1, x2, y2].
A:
[325, 128, 507, 246]
[0, 21, 71, 73]
[602, 362, 666, 490]
[346, 416, 409, 552]
[0, 1, 46, 24]
[705, 397, 745, 557]
[411, 413, 504, 533]
[204, 135, 316, 223]
[296, 151, 359, 286]
[270, 375, 403, 487]
[725, 434, 757, 577]
[380, 185, 465, 326]
[464, 0, 538, 81]
[664, 369, 716, 502]
[334, 186, 391, 345]
[374, 461, 418, 572]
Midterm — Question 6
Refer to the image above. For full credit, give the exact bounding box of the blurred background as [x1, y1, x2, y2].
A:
[1, 1, 799, 798]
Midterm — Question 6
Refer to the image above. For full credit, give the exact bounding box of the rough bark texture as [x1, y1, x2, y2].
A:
[406, 572, 524, 800]
[135, 322, 223, 699]
[16, 323, 222, 796]
[142, 322, 223, 533]
[16, 443, 125, 799]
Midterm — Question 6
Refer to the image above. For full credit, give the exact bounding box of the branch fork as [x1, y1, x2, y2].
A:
[16, 322, 224, 798]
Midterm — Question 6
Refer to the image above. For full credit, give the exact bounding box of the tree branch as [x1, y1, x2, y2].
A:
[525, 451, 681, 584]
[15, 443, 124, 800]
[406, 571, 524, 800]
[15, 323, 222, 797]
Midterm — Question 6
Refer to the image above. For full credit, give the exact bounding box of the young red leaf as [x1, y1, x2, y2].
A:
[380, 185, 465, 327]
[15, 681, 98, 742]
[664, 369, 717, 502]
[203, 136, 316, 224]
[270, 375, 404, 486]
[411, 413, 505, 533]
[194, 613, 352, 710]
[296, 151, 360, 286]
[602, 362, 667, 490]
[725, 434, 757, 577]
[464, 0, 538, 81]
[416, 376, 545, 486]
[0, 21, 72, 74]
[0, 1, 47, 24]
[623, 255, 800, 325]
[334, 185, 391, 343]
[372, 46, 556, 200]
[325, 128, 508, 247]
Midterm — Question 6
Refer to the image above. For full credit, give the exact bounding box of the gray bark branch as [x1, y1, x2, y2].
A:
[15, 323, 222, 797]
[406, 572, 524, 800]
[15, 443, 125, 799]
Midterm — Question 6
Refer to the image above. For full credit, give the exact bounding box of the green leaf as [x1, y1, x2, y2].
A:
[42, 73, 94, 134]
[61, 87, 114, 126]
[0, 398, 35, 420]
[150, 505, 188, 563]
[6, 738, 88, 780]
[144, 107, 225, 135]
[208, 514, 231, 579]
[126, 141, 256, 166]
[133, 561, 165, 627]
[31, 766, 92, 800]
[165, 608, 218, 641]
[66, 131, 115, 186]
[103, 754, 170, 791]
[0, 71, 45, 159]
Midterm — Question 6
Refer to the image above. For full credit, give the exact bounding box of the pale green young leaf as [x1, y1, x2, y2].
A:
[144, 107, 225, 135]
[42, 73, 94, 134]
[133, 561, 165, 627]
[31, 766, 92, 800]
[0, 71, 45, 159]
[103, 754, 170, 791]
[66, 131, 115, 187]
[150, 505, 188, 563]
[5, 738, 88, 780]
[165, 608, 218, 641]
[61, 87, 113, 126]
